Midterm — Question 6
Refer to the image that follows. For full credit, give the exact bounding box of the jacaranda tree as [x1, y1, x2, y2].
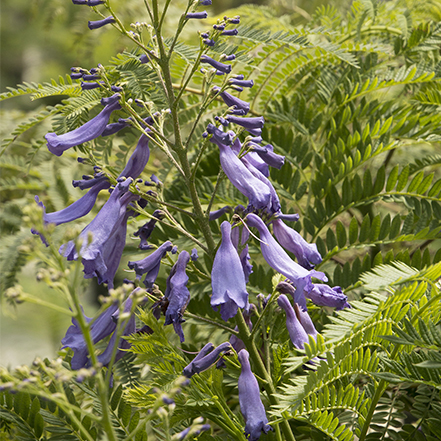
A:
[1, 0, 441, 439]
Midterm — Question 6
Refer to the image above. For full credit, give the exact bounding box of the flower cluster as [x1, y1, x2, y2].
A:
[31, 2, 351, 440]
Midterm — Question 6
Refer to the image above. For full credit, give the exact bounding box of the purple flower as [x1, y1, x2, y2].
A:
[88, 16, 115, 30]
[277, 295, 309, 349]
[245, 214, 327, 305]
[209, 205, 231, 220]
[128, 241, 173, 288]
[229, 78, 254, 88]
[297, 306, 318, 340]
[201, 56, 232, 74]
[70, 72, 83, 79]
[241, 156, 281, 214]
[306, 284, 350, 310]
[203, 38, 215, 46]
[82, 74, 100, 81]
[226, 116, 264, 131]
[118, 133, 150, 180]
[213, 140, 272, 212]
[60, 180, 139, 286]
[200, 0, 212, 5]
[35, 178, 110, 226]
[62, 302, 118, 369]
[133, 210, 164, 250]
[211, 222, 249, 321]
[45, 94, 121, 156]
[183, 342, 231, 377]
[272, 218, 322, 270]
[186, 11, 208, 19]
[102, 119, 131, 136]
[190, 248, 198, 261]
[222, 29, 238, 36]
[164, 251, 191, 342]
[80, 81, 101, 90]
[252, 144, 285, 169]
[276, 212, 300, 222]
[205, 123, 234, 145]
[243, 152, 269, 177]
[238, 350, 272, 441]
[213, 87, 250, 114]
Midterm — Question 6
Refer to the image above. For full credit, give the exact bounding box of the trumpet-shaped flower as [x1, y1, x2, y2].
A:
[88, 16, 115, 30]
[277, 295, 309, 349]
[238, 350, 272, 441]
[201, 55, 231, 74]
[45, 94, 121, 156]
[306, 284, 350, 310]
[213, 140, 272, 212]
[213, 87, 249, 114]
[272, 218, 322, 269]
[211, 222, 249, 321]
[164, 250, 191, 342]
[128, 241, 173, 288]
[245, 214, 327, 305]
[183, 342, 231, 377]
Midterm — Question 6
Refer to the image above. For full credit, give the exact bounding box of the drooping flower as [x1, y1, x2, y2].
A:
[164, 251, 191, 342]
[118, 133, 150, 180]
[101, 118, 131, 136]
[229, 78, 254, 88]
[245, 214, 327, 306]
[60, 179, 139, 285]
[222, 29, 238, 36]
[45, 94, 121, 156]
[226, 116, 264, 131]
[183, 342, 231, 377]
[190, 248, 198, 261]
[251, 143, 285, 170]
[201, 55, 231, 74]
[272, 218, 322, 270]
[211, 222, 249, 321]
[212, 139, 272, 212]
[238, 349, 272, 441]
[277, 294, 309, 349]
[128, 241, 173, 288]
[88, 16, 115, 30]
[34, 178, 110, 226]
[306, 284, 350, 310]
[205, 123, 234, 145]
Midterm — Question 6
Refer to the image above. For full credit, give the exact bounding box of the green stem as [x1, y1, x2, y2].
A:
[337, 25, 402, 44]
[20, 295, 74, 316]
[235, 310, 296, 441]
[184, 312, 239, 336]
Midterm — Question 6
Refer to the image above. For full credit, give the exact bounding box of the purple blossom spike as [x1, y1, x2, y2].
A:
[128, 241, 173, 288]
[226, 116, 264, 130]
[272, 218, 322, 270]
[212, 138, 272, 211]
[222, 29, 238, 36]
[88, 16, 115, 30]
[306, 284, 350, 310]
[201, 56, 232, 74]
[118, 134, 150, 180]
[35, 178, 110, 226]
[245, 214, 327, 306]
[45, 94, 121, 156]
[134, 210, 164, 250]
[229, 78, 254, 88]
[209, 206, 231, 220]
[206, 123, 234, 145]
[213, 87, 250, 114]
[164, 250, 191, 342]
[186, 11, 208, 19]
[183, 342, 231, 377]
[238, 350, 272, 441]
[277, 294, 309, 349]
[211, 222, 249, 321]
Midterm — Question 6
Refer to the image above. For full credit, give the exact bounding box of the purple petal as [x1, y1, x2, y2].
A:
[118, 133, 150, 180]
[88, 16, 115, 30]
[277, 294, 309, 349]
[238, 350, 272, 441]
[211, 222, 249, 321]
[272, 218, 322, 269]
[45, 95, 121, 156]
[306, 284, 350, 310]
[186, 11, 208, 19]
[201, 55, 231, 74]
